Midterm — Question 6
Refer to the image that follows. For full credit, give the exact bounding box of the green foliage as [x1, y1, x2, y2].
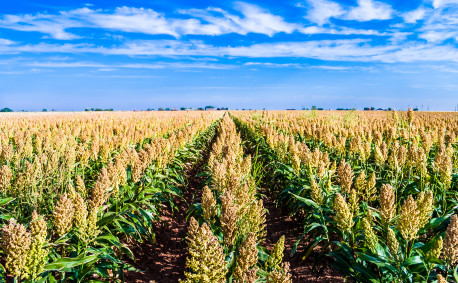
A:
[232, 111, 458, 282]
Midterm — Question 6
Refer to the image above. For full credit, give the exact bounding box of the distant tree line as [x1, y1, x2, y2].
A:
[147, 106, 228, 111]
[362, 107, 418, 111]
[85, 108, 114, 111]
[0, 106, 425, 112]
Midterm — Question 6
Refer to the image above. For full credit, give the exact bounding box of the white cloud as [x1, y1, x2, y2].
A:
[416, 5, 458, 42]
[428, 64, 458, 72]
[0, 38, 15, 45]
[432, 0, 458, 8]
[24, 60, 234, 70]
[403, 8, 426, 23]
[419, 30, 457, 42]
[177, 3, 298, 36]
[233, 2, 297, 35]
[300, 26, 387, 36]
[83, 7, 179, 36]
[0, 1, 457, 67]
[301, 0, 395, 23]
[0, 13, 83, 40]
[13, 39, 458, 63]
[244, 62, 302, 67]
[222, 39, 395, 60]
[369, 44, 458, 62]
[344, 0, 394, 21]
[0, 3, 298, 39]
[311, 65, 351, 70]
[304, 0, 344, 25]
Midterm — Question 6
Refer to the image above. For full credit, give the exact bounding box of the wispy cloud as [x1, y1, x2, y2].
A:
[304, 0, 394, 23]
[0, 38, 16, 45]
[0, 3, 298, 39]
[304, 0, 344, 25]
[402, 8, 426, 23]
[244, 62, 303, 67]
[344, 0, 394, 21]
[21, 60, 235, 70]
[432, 0, 458, 9]
[0, 1, 457, 66]
[311, 65, 352, 70]
[0, 1, 412, 42]
[414, 4, 458, 43]
[0, 12, 83, 39]
[2, 38, 457, 64]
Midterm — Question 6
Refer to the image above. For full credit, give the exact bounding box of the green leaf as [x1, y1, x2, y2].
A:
[289, 193, 320, 209]
[0, 197, 15, 206]
[403, 255, 423, 266]
[44, 254, 99, 271]
[357, 252, 398, 274]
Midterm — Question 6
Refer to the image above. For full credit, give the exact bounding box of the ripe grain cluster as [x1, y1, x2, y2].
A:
[233, 109, 458, 282]
[0, 110, 457, 282]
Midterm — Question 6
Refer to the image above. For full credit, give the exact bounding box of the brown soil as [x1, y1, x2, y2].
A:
[123, 191, 191, 282]
[124, 124, 347, 282]
[124, 139, 214, 282]
[263, 194, 347, 282]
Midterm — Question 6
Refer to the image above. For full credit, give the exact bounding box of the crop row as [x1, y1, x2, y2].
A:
[0, 111, 221, 282]
[232, 110, 458, 283]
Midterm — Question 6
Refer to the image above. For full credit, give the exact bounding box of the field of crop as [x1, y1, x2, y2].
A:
[0, 110, 457, 282]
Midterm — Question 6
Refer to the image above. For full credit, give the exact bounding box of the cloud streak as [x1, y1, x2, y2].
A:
[0, 3, 299, 39]
[0, 1, 457, 66]
[1, 39, 457, 64]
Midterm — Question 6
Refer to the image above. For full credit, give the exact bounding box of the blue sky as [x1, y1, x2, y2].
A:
[0, 0, 457, 110]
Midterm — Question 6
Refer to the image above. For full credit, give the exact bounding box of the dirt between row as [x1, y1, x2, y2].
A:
[124, 123, 347, 282]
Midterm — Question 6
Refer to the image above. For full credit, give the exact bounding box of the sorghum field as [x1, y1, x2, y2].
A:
[0, 110, 457, 283]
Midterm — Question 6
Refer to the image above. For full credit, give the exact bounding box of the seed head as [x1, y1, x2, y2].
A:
[387, 227, 399, 261]
[310, 177, 323, 205]
[266, 262, 292, 283]
[267, 236, 285, 271]
[53, 193, 74, 237]
[397, 146, 407, 168]
[73, 191, 88, 231]
[201, 186, 216, 224]
[362, 215, 378, 253]
[416, 191, 434, 228]
[337, 160, 354, 194]
[398, 195, 420, 242]
[220, 191, 238, 246]
[348, 189, 359, 214]
[234, 233, 258, 282]
[0, 165, 12, 193]
[430, 236, 443, 259]
[25, 213, 48, 280]
[75, 175, 87, 200]
[434, 146, 452, 190]
[89, 167, 110, 211]
[1, 219, 31, 278]
[365, 172, 377, 202]
[437, 274, 447, 283]
[333, 193, 354, 233]
[379, 184, 396, 225]
[182, 217, 227, 283]
[407, 107, 414, 124]
[354, 170, 366, 196]
[443, 214, 458, 266]
[84, 208, 99, 241]
[29, 211, 47, 243]
[392, 109, 398, 124]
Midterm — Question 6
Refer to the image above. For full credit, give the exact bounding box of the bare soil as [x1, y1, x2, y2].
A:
[124, 124, 347, 282]
[262, 194, 347, 282]
[124, 138, 214, 282]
